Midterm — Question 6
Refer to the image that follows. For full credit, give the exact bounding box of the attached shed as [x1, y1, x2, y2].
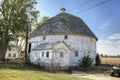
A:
[30, 41, 71, 70]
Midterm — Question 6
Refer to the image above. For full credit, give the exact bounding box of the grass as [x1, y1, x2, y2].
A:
[0, 60, 92, 80]
[77, 66, 108, 74]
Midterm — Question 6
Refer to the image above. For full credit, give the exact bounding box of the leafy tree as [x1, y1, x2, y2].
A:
[0, 0, 39, 61]
[104, 54, 108, 57]
[82, 55, 93, 67]
[95, 54, 101, 66]
[100, 54, 103, 57]
[34, 16, 49, 30]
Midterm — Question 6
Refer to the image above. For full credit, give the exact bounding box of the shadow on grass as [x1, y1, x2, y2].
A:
[0, 61, 61, 74]
[75, 66, 111, 74]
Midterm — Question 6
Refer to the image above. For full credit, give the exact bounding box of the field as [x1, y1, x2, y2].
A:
[0, 60, 91, 80]
[101, 57, 120, 65]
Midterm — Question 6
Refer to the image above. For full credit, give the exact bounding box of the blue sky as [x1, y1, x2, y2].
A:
[35, 0, 120, 55]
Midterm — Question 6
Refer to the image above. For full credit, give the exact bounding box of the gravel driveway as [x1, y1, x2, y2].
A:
[72, 71, 120, 80]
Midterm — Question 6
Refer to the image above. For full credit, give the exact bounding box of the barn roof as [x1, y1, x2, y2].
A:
[30, 10, 98, 40]
[32, 41, 70, 51]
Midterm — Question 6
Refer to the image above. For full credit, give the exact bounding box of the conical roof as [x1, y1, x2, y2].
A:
[30, 12, 97, 40]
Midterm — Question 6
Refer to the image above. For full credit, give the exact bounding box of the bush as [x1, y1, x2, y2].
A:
[65, 67, 72, 73]
[95, 54, 101, 66]
[82, 55, 93, 67]
[8, 59, 23, 63]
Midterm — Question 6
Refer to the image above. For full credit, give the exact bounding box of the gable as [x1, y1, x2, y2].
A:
[53, 41, 71, 51]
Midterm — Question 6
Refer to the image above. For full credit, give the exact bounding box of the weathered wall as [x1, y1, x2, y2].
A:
[52, 42, 70, 70]
[30, 50, 52, 67]
[29, 35, 96, 67]
[30, 42, 71, 70]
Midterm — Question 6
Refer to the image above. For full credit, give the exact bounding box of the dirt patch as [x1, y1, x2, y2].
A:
[72, 71, 120, 80]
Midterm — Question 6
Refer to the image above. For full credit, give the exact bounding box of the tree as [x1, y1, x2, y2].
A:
[95, 54, 101, 66]
[0, 0, 39, 61]
[34, 16, 49, 30]
[100, 54, 103, 57]
[81, 55, 93, 67]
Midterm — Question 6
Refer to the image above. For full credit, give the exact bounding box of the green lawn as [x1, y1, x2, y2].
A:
[0, 60, 92, 80]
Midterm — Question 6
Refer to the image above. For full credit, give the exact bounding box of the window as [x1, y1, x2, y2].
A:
[13, 54, 16, 57]
[46, 51, 49, 58]
[8, 53, 11, 57]
[43, 36, 46, 40]
[42, 52, 44, 57]
[88, 50, 90, 54]
[64, 35, 68, 39]
[60, 52, 64, 57]
[75, 51, 78, 57]
[9, 48, 11, 51]
[36, 53, 38, 57]
[91, 39, 93, 42]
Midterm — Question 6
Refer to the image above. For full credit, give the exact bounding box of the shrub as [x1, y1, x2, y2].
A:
[95, 54, 101, 66]
[8, 59, 23, 63]
[82, 55, 93, 67]
[65, 67, 72, 73]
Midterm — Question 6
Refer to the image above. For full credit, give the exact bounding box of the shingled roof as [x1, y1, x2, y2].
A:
[30, 11, 98, 40]
[32, 41, 70, 51]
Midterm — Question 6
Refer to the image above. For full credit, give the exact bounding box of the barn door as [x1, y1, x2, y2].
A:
[28, 43, 31, 53]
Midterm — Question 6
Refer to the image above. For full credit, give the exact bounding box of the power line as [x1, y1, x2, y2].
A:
[47, 0, 111, 23]
[68, 0, 94, 12]
[75, 0, 111, 13]
[49, 0, 94, 17]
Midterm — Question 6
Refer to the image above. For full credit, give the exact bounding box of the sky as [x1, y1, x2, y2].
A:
[35, 0, 120, 56]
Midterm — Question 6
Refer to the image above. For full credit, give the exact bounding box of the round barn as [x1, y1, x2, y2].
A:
[29, 8, 98, 70]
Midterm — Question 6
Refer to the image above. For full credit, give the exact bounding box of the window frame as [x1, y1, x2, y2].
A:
[8, 53, 11, 57]
[13, 54, 16, 57]
[43, 36, 46, 40]
[60, 52, 64, 57]
[46, 51, 49, 58]
[75, 51, 78, 57]
[64, 35, 68, 39]
[42, 52, 44, 57]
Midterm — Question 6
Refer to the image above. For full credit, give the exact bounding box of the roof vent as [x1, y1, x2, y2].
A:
[60, 8, 66, 13]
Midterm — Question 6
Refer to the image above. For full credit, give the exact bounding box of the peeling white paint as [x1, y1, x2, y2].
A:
[29, 35, 96, 70]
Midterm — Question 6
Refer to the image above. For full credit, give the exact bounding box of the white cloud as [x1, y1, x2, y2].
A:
[98, 39, 113, 45]
[97, 39, 120, 56]
[99, 14, 120, 31]
[116, 40, 120, 44]
[108, 34, 120, 39]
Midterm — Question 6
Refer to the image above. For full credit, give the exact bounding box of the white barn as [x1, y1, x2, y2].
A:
[29, 8, 98, 70]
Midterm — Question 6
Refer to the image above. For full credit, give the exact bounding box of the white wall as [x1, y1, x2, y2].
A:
[52, 42, 70, 68]
[5, 50, 20, 59]
[29, 35, 96, 66]
[30, 50, 52, 65]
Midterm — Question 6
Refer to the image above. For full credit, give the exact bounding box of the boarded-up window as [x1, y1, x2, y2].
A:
[60, 52, 64, 57]
[46, 51, 49, 58]
[75, 51, 78, 57]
